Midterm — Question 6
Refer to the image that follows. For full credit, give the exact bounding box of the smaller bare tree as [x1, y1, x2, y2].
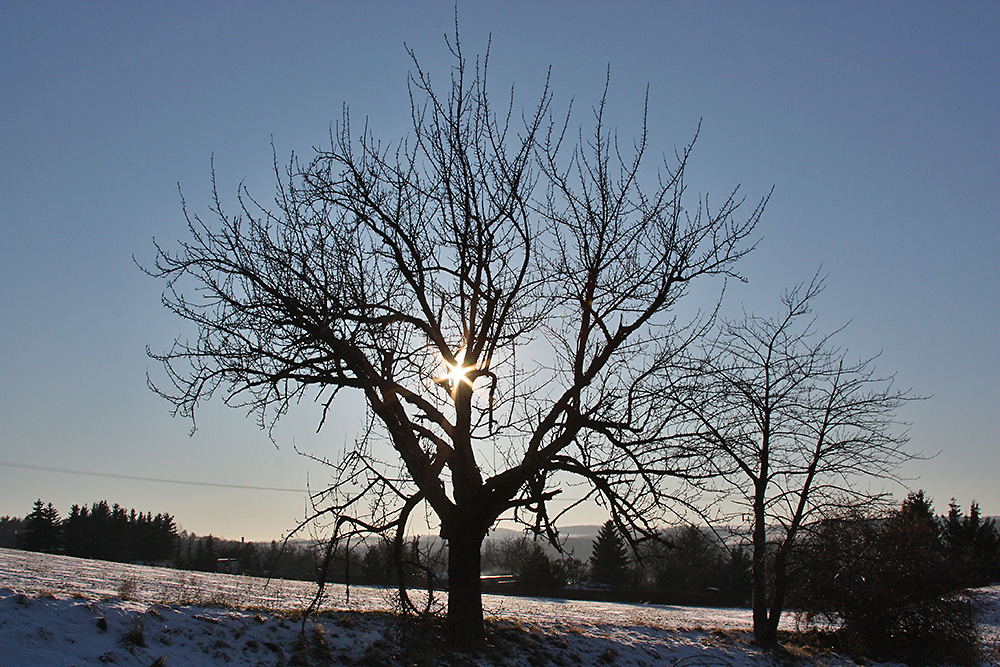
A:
[666, 274, 917, 646]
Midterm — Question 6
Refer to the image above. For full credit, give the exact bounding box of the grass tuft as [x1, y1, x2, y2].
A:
[117, 576, 138, 600]
[120, 618, 146, 649]
[290, 625, 333, 665]
[597, 646, 618, 663]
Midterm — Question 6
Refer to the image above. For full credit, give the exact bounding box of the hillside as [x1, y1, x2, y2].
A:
[1, 548, 997, 666]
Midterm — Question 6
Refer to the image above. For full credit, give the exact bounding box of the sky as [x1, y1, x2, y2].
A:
[1, 1, 997, 542]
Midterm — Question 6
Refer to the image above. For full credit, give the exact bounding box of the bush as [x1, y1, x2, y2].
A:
[793, 493, 982, 665]
[845, 594, 981, 666]
[120, 618, 146, 649]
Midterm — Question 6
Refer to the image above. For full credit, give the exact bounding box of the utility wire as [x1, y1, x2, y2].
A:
[0, 460, 305, 493]
[0, 461, 593, 502]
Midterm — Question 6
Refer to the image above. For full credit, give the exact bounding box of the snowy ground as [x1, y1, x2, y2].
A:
[1, 547, 997, 666]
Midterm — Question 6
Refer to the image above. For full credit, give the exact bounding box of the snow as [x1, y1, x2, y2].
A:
[1, 547, 997, 666]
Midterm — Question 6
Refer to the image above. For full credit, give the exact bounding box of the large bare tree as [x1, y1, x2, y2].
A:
[666, 275, 916, 646]
[146, 34, 762, 645]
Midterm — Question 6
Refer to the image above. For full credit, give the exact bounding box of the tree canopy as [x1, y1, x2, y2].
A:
[666, 276, 916, 645]
[146, 31, 763, 645]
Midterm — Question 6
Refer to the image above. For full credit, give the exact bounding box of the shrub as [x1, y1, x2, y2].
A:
[117, 576, 138, 600]
[793, 493, 982, 665]
[121, 618, 146, 649]
[290, 625, 332, 666]
[845, 594, 981, 665]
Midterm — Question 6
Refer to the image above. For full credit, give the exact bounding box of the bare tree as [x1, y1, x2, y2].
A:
[666, 275, 916, 646]
[145, 32, 761, 646]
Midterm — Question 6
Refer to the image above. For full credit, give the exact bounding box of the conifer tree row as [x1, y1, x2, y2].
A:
[12, 499, 177, 563]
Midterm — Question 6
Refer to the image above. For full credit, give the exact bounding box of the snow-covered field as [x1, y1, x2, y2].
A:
[1, 547, 997, 666]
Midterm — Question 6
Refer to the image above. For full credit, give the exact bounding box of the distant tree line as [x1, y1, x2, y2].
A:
[0, 499, 341, 583]
[2, 500, 745, 603]
[281, 520, 753, 607]
[176, 532, 450, 588]
[479, 520, 753, 607]
[173, 532, 324, 582]
[1, 499, 177, 563]
[480, 534, 583, 593]
[1, 494, 996, 623]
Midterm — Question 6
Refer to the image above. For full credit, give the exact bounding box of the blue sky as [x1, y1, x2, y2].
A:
[1, 2, 997, 541]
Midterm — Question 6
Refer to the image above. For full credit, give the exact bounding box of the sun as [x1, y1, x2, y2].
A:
[441, 358, 475, 387]
[438, 349, 476, 388]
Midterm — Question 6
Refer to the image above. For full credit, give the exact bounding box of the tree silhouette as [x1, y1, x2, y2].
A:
[0, 515, 21, 548]
[589, 520, 630, 587]
[943, 498, 1000, 587]
[795, 493, 980, 665]
[666, 276, 916, 646]
[516, 543, 563, 592]
[145, 29, 761, 645]
[19, 499, 61, 553]
[649, 526, 720, 596]
[25, 500, 177, 563]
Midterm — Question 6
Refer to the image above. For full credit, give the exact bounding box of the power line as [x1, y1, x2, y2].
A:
[0, 460, 596, 503]
[0, 460, 305, 493]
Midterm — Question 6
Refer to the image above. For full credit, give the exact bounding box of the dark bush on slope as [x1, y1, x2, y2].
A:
[793, 492, 981, 665]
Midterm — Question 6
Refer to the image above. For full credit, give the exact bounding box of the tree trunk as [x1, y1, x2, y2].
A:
[447, 527, 486, 647]
[762, 548, 789, 647]
[750, 538, 770, 645]
[751, 486, 771, 646]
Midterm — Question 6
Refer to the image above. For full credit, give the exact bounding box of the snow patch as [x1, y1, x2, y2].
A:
[1, 548, 997, 666]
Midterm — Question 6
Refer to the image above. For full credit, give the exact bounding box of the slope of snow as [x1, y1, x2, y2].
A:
[1, 548, 997, 666]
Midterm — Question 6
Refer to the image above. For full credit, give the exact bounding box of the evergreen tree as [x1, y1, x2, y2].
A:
[362, 541, 394, 585]
[720, 546, 753, 606]
[57, 501, 177, 563]
[88, 500, 112, 560]
[19, 500, 62, 553]
[61, 504, 88, 556]
[517, 544, 562, 592]
[653, 526, 720, 593]
[900, 490, 941, 544]
[0, 516, 22, 548]
[193, 534, 217, 571]
[943, 499, 1000, 587]
[589, 520, 630, 587]
[150, 513, 178, 562]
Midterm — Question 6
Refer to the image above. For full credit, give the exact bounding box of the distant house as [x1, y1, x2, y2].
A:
[215, 558, 240, 574]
